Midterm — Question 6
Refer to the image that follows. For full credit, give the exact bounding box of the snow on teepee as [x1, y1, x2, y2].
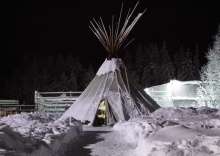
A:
[60, 2, 160, 126]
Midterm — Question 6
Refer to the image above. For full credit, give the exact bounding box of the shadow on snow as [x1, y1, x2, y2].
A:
[64, 130, 111, 156]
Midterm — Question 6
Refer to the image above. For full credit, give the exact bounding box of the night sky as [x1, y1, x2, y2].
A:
[1, 0, 220, 73]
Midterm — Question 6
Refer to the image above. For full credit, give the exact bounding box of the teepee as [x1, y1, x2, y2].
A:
[60, 2, 160, 126]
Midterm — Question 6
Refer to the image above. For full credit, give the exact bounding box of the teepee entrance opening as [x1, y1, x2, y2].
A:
[93, 100, 107, 126]
[93, 99, 118, 126]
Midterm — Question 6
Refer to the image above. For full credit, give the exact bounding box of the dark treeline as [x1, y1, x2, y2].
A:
[1, 54, 95, 105]
[1, 40, 201, 105]
[122, 41, 200, 87]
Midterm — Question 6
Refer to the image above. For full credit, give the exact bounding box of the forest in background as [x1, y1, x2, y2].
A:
[0, 41, 201, 105]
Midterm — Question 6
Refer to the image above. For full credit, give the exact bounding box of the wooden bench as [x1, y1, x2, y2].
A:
[0, 100, 19, 117]
[0, 107, 17, 117]
[0, 100, 37, 117]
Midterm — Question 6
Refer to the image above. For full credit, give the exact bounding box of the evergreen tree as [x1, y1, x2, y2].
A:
[174, 46, 185, 79]
[50, 53, 67, 91]
[59, 72, 69, 91]
[142, 65, 152, 87]
[197, 25, 220, 107]
[193, 43, 200, 80]
[150, 44, 161, 85]
[133, 44, 145, 83]
[66, 54, 86, 91]
[159, 41, 174, 84]
[141, 44, 152, 87]
[185, 48, 194, 80]
[38, 55, 54, 91]
[123, 49, 141, 86]
[65, 54, 80, 91]
[177, 48, 194, 81]
[83, 64, 95, 89]
[123, 50, 133, 72]
[173, 51, 178, 79]
[150, 43, 160, 65]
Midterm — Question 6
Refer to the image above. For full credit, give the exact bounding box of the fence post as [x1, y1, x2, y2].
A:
[70, 91, 72, 103]
[34, 91, 38, 111]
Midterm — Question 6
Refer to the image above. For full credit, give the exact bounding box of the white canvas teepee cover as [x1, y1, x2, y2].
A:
[60, 58, 160, 125]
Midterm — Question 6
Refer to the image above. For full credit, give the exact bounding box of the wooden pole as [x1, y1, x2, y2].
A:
[89, 2, 146, 56]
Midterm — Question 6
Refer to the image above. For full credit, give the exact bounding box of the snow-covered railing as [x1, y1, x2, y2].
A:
[145, 80, 202, 107]
[34, 91, 82, 112]
[0, 100, 19, 105]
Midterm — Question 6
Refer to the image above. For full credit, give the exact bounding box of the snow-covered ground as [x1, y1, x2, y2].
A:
[114, 106, 220, 156]
[1, 107, 220, 156]
[0, 112, 82, 156]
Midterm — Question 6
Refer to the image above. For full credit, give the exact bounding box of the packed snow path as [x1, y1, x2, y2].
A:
[63, 125, 136, 156]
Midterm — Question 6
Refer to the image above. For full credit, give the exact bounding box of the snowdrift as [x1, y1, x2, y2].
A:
[0, 112, 82, 156]
[114, 107, 220, 156]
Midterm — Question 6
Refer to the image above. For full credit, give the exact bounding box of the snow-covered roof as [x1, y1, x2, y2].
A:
[96, 58, 126, 76]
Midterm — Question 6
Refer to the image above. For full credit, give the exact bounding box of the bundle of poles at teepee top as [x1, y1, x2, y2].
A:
[89, 2, 146, 59]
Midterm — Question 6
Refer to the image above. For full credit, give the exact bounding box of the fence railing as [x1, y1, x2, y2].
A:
[34, 91, 82, 112]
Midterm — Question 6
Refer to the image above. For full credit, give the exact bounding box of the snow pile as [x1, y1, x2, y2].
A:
[196, 106, 218, 115]
[114, 120, 149, 143]
[138, 133, 220, 156]
[96, 58, 126, 76]
[150, 107, 198, 121]
[114, 107, 220, 156]
[0, 112, 82, 156]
